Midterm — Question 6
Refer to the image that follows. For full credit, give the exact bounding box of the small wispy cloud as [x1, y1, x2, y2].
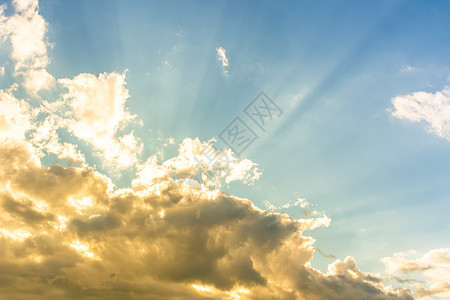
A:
[400, 65, 417, 73]
[216, 47, 229, 66]
[216, 46, 229, 76]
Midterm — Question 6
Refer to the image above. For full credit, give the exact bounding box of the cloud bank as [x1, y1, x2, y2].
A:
[0, 136, 415, 299]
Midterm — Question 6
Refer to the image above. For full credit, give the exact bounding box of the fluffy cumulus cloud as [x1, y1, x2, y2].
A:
[1, 0, 141, 169]
[0, 88, 33, 140]
[382, 249, 450, 299]
[0, 0, 55, 96]
[0, 0, 420, 299]
[132, 137, 261, 190]
[58, 71, 141, 169]
[391, 87, 450, 140]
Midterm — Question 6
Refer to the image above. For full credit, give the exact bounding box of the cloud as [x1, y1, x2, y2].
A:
[0, 70, 142, 169]
[0, 1, 144, 170]
[0, 89, 33, 140]
[216, 46, 229, 76]
[216, 47, 229, 67]
[400, 65, 417, 73]
[391, 87, 450, 140]
[0, 84, 86, 164]
[22, 68, 55, 96]
[381, 249, 450, 298]
[58, 71, 141, 169]
[132, 137, 261, 190]
[264, 198, 331, 231]
[0, 137, 415, 300]
[0, 0, 55, 96]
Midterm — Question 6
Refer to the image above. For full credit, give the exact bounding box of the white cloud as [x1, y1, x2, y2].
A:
[0, 0, 55, 96]
[0, 69, 141, 169]
[0, 87, 86, 164]
[391, 87, 450, 140]
[0, 66, 4, 76]
[132, 137, 261, 191]
[1, 0, 140, 169]
[58, 71, 141, 169]
[216, 46, 229, 67]
[0, 89, 33, 140]
[29, 111, 87, 164]
[216, 46, 229, 76]
[264, 197, 330, 230]
[382, 248, 450, 298]
[22, 68, 55, 96]
[12, 0, 39, 13]
[400, 65, 417, 73]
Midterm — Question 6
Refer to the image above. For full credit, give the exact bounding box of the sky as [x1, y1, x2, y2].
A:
[0, 0, 449, 299]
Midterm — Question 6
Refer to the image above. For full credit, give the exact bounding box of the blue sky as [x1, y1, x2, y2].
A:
[1, 0, 450, 298]
[41, 0, 450, 268]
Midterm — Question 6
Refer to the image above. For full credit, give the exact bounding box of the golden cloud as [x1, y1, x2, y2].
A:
[0, 136, 415, 299]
